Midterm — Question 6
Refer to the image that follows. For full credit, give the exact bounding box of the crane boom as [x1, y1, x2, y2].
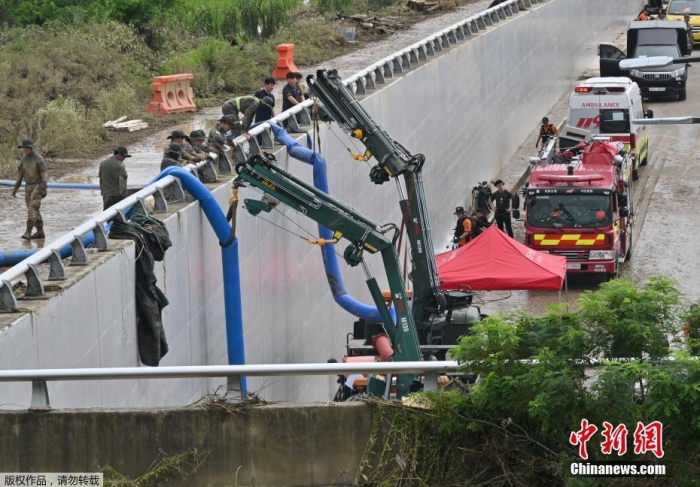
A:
[307, 69, 452, 332]
[234, 153, 421, 397]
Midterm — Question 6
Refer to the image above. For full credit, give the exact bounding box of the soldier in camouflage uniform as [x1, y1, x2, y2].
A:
[221, 95, 274, 137]
[165, 130, 200, 163]
[160, 143, 184, 171]
[12, 139, 48, 240]
[99, 146, 130, 211]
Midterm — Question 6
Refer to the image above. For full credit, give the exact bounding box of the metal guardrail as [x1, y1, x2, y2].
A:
[0, 157, 229, 311]
[0, 0, 544, 312]
[232, 0, 545, 160]
[0, 361, 462, 409]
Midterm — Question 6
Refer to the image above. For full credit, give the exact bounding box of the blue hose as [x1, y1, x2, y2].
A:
[0, 231, 97, 267]
[153, 167, 247, 393]
[0, 180, 142, 191]
[270, 124, 395, 323]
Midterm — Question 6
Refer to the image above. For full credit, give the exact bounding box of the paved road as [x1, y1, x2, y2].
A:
[481, 61, 700, 316]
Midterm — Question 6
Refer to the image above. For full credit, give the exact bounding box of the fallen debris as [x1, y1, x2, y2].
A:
[104, 117, 148, 133]
[337, 14, 406, 35]
[407, 0, 456, 13]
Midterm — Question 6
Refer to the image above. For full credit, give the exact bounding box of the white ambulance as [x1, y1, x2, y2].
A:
[562, 77, 653, 180]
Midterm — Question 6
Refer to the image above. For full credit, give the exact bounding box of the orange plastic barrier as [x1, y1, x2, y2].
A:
[147, 74, 197, 116]
[272, 44, 299, 79]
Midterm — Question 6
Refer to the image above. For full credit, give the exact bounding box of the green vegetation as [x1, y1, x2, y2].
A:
[359, 276, 700, 486]
[0, 0, 436, 178]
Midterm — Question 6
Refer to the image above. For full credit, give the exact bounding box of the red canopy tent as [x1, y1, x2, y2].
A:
[435, 226, 566, 291]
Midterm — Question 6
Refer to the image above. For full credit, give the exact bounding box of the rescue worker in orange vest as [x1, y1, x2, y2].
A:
[453, 206, 474, 247]
[535, 116, 559, 149]
[637, 5, 651, 21]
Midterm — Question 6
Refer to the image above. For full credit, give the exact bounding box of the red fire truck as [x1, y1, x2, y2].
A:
[523, 140, 633, 279]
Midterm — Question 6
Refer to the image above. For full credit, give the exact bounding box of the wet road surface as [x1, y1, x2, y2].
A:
[481, 56, 700, 316]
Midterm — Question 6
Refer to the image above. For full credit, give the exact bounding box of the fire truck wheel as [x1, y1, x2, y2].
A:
[641, 152, 648, 166]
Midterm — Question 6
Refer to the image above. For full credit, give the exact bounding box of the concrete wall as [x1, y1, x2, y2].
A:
[0, 403, 373, 487]
[0, 0, 641, 408]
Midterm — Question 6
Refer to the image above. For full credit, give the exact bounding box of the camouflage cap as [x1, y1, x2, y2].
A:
[189, 130, 206, 142]
[114, 146, 132, 158]
[261, 96, 274, 108]
[167, 130, 190, 141]
[218, 115, 236, 125]
[18, 138, 36, 150]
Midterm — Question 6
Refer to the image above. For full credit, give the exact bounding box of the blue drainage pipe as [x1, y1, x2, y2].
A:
[270, 124, 395, 323]
[0, 180, 141, 191]
[0, 232, 96, 268]
[154, 167, 247, 393]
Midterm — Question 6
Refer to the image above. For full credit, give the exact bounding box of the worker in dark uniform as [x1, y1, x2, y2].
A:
[221, 95, 274, 137]
[165, 130, 199, 163]
[12, 138, 48, 240]
[210, 116, 235, 143]
[98, 146, 130, 211]
[535, 116, 559, 149]
[490, 179, 514, 238]
[473, 207, 491, 237]
[453, 206, 474, 247]
[160, 143, 184, 171]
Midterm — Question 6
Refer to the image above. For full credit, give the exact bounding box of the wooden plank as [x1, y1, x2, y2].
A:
[103, 116, 127, 128]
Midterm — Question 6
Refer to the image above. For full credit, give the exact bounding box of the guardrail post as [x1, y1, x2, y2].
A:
[416, 45, 427, 61]
[470, 19, 480, 32]
[447, 29, 458, 44]
[152, 188, 168, 213]
[400, 52, 410, 69]
[259, 128, 275, 149]
[226, 375, 244, 403]
[392, 57, 403, 74]
[354, 78, 366, 95]
[233, 143, 247, 165]
[298, 107, 312, 126]
[30, 380, 50, 410]
[440, 33, 450, 48]
[166, 178, 186, 203]
[0, 280, 17, 311]
[24, 263, 44, 297]
[200, 160, 218, 183]
[453, 26, 464, 41]
[218, 151, 234, 174]
[432, 38, 442, 53]
[409, 49, 418, 64]
[482, 12, 493, 26]
[133, 197, 149, 217]
[509, 2, 519, 14]
[424, 372, 438, 391]
[373, 66, 385, 84]
[462, 24, 472, 37]
[247, 135, 261, 155]
[425, 41, 435, 56]
[383, 62, 393, 79]
[48, 249, 66, 281]
[93, 222, 109, 251]
[364, 72, 376, 91]
[518, 0, 531, 8]
[70, 237, 89, 266]
[285, 114, 302, 133]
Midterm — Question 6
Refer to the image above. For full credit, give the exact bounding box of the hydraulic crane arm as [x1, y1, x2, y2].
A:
[234, 153, 421, 397]
[307, 69, 448, 328]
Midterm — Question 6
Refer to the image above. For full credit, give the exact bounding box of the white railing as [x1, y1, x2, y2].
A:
[0, 157, 224, 310]
[0, 361, 462, 409]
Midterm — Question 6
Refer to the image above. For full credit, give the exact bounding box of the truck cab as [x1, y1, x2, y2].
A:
[561, 77, 651, 181]
[524, 141, 633, 280]
[600, 20, 691, 100]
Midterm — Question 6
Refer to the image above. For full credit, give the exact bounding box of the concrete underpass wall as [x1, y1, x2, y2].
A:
[0, 0, 641, 408]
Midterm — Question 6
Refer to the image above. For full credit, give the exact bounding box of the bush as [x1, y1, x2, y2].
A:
[316, 0, 355, 14]
[162, 39, 268, 100]
[358, 276, 698, 486]
[235, 0, 302, 39]
[34, 96, 100, 158]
